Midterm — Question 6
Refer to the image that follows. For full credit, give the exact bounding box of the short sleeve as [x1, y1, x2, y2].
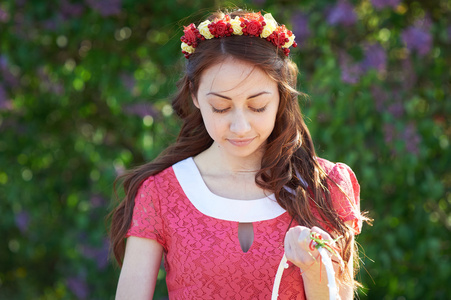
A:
[126, 176, 166, 247]
[327, 163, 362, 234]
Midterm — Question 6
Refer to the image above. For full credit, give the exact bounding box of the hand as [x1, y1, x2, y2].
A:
[284, 225, 334, 270]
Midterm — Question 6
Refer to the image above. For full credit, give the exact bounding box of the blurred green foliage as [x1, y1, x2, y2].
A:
[0, 0, 449, 299]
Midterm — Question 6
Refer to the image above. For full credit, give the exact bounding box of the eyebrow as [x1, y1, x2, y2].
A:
[206, 91, 271, 100]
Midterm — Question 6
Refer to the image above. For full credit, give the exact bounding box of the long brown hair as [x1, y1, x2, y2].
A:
[109, 9, 365, 288]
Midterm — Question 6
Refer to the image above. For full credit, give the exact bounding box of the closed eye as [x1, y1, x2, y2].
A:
[211, 106, 266, 113]
[251, 106, 267, 113]
[212, 107, 229, 113]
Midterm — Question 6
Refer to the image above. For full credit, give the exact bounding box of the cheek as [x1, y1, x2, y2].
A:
[258, 110, 278, 133]
[262, 120, 276, 136]
[200, 110, 224, 137]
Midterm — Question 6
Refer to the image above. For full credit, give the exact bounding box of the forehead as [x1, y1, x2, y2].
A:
[198, 58, 277, 95]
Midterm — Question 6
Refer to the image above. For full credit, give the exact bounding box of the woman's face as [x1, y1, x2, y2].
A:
[192, 58, 280, 160]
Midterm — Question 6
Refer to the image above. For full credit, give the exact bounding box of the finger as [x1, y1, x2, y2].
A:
[285, 226, 323, 267]
[311, 226, 332, 241]
[286, 226, 309, 244]
[284, 226, 310, 259]
[297, 227, 312, 244]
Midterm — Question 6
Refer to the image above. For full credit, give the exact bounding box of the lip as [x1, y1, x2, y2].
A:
[227, 138, 255, 147]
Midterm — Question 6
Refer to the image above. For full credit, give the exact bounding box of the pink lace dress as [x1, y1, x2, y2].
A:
[127, 157, 361, 299]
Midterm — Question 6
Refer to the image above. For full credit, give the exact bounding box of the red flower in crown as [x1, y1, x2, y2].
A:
[267, 25, 296, 50]
[245, 20, 262, 36]
[209, 19, 232, 37]
[240, 12, 265, 37]
[181, 24, 200, 47]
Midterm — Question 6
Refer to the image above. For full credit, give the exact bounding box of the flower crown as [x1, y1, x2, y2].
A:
[180, 12, 297, 59]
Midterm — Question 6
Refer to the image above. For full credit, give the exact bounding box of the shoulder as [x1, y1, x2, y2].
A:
[316, 157, 355, 175]
[316, 157, 359, 190]
[144, 158, 193, 183]
[136, 162, 181, 197]
[316, 157, 362, 233]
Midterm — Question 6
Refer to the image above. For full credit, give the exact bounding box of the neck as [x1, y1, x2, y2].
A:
[195, 142, 264, 175]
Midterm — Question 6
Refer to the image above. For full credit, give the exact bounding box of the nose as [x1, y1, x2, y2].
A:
[229, 110, 251, 135]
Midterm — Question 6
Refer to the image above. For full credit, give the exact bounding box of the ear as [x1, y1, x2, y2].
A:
[191, 93, 200, 109]
[189, 81, 200, 109]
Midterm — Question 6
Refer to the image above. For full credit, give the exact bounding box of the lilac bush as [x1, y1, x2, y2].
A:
[0, 0, 449, 299]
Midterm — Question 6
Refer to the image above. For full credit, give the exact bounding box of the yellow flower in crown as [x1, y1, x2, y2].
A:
[261, 13, 277, 38]
[198, 20, 214, 39]
[180, 12, 297, 58]
[181, 42, 195, 54]
[230, 16, 243, 35]
[283, 33, 296, 49]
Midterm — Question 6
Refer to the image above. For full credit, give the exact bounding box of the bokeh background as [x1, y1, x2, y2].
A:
[1, 0, 450, 299]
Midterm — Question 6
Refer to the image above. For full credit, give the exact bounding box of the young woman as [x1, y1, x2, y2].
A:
[110, 9, 366, 299]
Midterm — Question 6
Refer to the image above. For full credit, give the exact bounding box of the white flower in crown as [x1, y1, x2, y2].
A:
[282, 33, 296, 49]
[181, 42, 195, 54]
[198, 20, 214, 39]
[261, 13, 278, 38]
[230, 16, 243, 35]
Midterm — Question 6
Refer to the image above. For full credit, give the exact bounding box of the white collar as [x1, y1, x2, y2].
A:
[172, 157, 286, 222]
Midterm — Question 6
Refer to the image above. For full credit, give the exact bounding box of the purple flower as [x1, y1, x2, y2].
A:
[85, 0, 122, 17]
[402, 123, 420, 156]
[401, 24, 432, 56]
[0, 84, 13, 111]
[36, 67, 65, 95]
[327, 1, 357, 27]
[42, 18, 59, 31]
[362, 43, 387, 73]
[90, 195, 106, 208]
[0, 84, 6, 102]
[81, 239, 110, 270]
[0, 56, 20, 88]
[15, 211, 30, 233]
[16, 0, 26, 7]
[123, 102, 158, 118]
[387, 102, 404, 118]
[51, 83, 64, 95]
[370, 85, 388, 112]
[66, 276, 89, 299]
[387, 90, 404, 118]
[341, 63, 362, 84]
[0, 55, 6, 68]
[12, 12, 26, 38]
[339, 52, 363, 84]
[291, 12, 310, 47]
[414, 16, 432, 31]
[120, 73, 135, 90]
[371, 0, 401, 10]
[0, 119, 26, 134]
[401, 57, 417, 91]
[447, 26, 451, 42]
[0, 8, 9, 23]
[371, 86, 404, 117]
[383, 123, 396, 145]
[60, 0, 85, 19]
